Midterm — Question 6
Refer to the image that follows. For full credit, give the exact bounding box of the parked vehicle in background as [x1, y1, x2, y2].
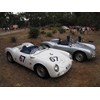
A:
[62, 26, 69, 30]
[41, 36, 96, 62]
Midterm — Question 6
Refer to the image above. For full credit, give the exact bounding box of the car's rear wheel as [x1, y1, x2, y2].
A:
[34, 65, 49, 78]
[6, 52, 14, 63]
[74, 52, 86, 62]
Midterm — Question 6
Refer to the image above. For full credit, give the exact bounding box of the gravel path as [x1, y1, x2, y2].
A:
[0, 30, 100, 86]
[0, 29, 27, 36]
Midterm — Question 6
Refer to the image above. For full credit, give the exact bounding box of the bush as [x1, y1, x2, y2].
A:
[58, 28, 65, 34]
[41, 27, 45, 30]
[48, 27, 52, 30]
[10, 37, 17, 43]
[29, 27, 40, 38]
[52, 29, 57, 34]
[41, 31, 46, 34]
[46, 32, 52, 37]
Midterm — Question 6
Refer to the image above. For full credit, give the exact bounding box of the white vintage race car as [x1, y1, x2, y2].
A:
[5, 43, 73, 78]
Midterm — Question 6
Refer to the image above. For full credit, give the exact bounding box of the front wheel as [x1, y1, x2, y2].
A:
[35, 65, 49, 78]
[74, 52, 86, 62]
[6, 52, 14, 63]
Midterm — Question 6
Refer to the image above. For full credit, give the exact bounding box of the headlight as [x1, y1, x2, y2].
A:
[91, 50, 95, 57]
[54, 64, 59, 72]
[92, 50, 95, 54]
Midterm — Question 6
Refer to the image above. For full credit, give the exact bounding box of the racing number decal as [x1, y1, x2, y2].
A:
[19, 55, 26, 62]
[49, 56, 58, 62]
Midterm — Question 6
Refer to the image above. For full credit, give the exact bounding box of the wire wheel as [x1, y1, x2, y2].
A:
[74, 52, 86, 62]
[35, 65, 49, 78]
[7, 52, 14, 63]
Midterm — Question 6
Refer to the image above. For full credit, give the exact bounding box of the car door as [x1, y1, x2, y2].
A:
[14, 51, 33, 69]
[54, 44, 72, 54]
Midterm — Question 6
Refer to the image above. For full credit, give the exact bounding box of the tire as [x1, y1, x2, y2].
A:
[74, 52, 86, 62]
[34, 65, 49, 78]
[6, 52, 14, 63]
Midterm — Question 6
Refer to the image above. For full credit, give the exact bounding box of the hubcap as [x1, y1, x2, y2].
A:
[76, 53, 83, 61]
[36, 66, 46, 77]
[7, 54, 12, 62]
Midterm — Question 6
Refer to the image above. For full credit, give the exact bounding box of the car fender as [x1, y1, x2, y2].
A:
[30, 56, 55, 76]
[5, 47, 14, 57]
[79, 42, 96, 50]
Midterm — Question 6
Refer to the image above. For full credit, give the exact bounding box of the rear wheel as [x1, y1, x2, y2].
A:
[34, 65, 49, 78]
[74, 52, 86, 62]
[6, 52, 14, 63]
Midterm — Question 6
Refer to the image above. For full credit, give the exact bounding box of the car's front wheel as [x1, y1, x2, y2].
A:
[34, 65, 49, 78]
[74, 52, 86, 62]
[6, 52, 14, 63]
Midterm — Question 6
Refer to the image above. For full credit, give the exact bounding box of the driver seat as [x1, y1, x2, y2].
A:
[21, 46, 30, 54]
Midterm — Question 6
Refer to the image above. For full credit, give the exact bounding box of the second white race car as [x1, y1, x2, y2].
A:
[5, 43, 73, 78]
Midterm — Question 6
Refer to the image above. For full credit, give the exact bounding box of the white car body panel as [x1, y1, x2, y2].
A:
[5, 43, 73, 78]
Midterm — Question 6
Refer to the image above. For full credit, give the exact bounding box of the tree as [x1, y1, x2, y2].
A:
[1, 12, 100, 30]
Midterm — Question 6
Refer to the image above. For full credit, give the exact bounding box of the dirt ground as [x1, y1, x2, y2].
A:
[0, 29, 100, 87]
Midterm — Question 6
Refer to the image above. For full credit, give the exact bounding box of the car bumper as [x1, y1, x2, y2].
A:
[88, 50, 96, 59]
[57, 63, 72, 77]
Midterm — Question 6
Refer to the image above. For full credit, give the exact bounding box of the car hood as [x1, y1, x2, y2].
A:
[32, 48, 72, 65]
[72, 42, 95, 50]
